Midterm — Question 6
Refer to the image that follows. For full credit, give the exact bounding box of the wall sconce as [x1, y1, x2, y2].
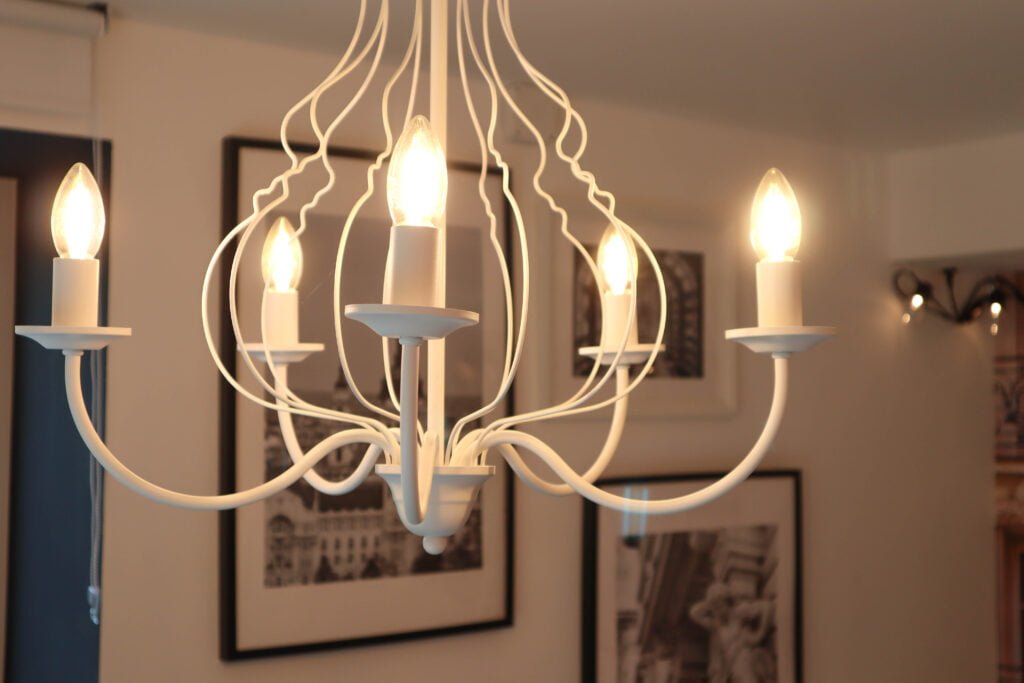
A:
[893, 267, 1017, 335]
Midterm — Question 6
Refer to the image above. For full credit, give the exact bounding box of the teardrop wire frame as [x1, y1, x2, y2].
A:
[454, 0, 664, 446]
[442, 0, 523, 460]
[487, 0, 666, 422]
[200, 0, 380, 428]
[199, 0, 397, 443]
[227, 1, 390, 430]
[454, 0, 633, 452]
[200, 0, 666, 468]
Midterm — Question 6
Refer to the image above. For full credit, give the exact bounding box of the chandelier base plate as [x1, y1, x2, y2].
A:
[376, 463, 494, 553]
[238, 342, 324, 365]
[15, 325, 132, 352]
[725, 326, 836, 356]
[345, 303, 478, 341]
[578, 343, 665, 367]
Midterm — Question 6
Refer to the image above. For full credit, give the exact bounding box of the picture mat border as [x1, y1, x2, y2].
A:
[581, 470, 803, 683]
[218, 136, 515, 660]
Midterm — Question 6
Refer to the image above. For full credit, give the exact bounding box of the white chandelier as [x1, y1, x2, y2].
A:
[15, 0, 833, 556]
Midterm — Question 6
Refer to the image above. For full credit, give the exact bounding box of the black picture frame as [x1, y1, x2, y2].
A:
[582, 470, 803, 683]
[218, 136, 515, 660]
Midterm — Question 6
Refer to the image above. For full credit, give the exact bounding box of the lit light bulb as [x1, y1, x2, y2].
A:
[387, 115, 447, 228]
[911, 293, 924, 311]
[991, 300, 1003, 336]
[750, 168, 801, 262]
[261, 217, 303, 292]
[51, 163, 105, 259]
[597, 225, 637, 296]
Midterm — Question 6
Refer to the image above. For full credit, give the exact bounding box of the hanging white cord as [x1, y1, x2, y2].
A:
[87, 8, 108, 625]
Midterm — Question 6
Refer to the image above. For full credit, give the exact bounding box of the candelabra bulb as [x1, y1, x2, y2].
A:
[52, 163, 105, 259]
[750, 168, 801, 263]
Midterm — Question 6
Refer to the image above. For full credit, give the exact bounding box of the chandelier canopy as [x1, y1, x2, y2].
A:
[15, 0, 834, 556]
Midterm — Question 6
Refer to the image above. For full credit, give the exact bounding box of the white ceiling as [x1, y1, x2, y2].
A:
[85, 0, 1024, 149]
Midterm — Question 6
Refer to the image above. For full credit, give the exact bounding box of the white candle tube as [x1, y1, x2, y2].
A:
[262, 289, 298, 346]
[52, 257, 99, 327]
[383, 224, 440, 308]
[600, 290, 640, 350]
[756, 260, 803, 327]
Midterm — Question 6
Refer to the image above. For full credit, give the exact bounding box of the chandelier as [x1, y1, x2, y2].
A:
[15, 0, 834, 556]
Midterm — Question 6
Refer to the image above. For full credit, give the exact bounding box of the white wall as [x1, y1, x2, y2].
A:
[889, 131, 1024, 263]
[3, 16, 996, 683]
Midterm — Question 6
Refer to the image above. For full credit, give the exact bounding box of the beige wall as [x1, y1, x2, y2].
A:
[1, 15, 997, 682]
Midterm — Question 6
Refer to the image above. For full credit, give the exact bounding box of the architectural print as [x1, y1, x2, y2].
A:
[573, 245, 703, 378]
[615, 525, 779, 683]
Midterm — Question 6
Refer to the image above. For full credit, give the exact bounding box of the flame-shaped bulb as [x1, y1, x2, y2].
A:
[597, 225, 637, 296]
[387, 115, 447, 228]
[750, 168, 801, 262]
[261, 217, 303, 292]
[51, 163, 105, 259]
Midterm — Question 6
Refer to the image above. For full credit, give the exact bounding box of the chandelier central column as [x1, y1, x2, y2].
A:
[427, 0, 447, 443]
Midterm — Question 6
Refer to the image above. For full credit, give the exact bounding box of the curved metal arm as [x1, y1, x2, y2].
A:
[64, 353, 387, 511]
[460, 365, 630, 494]
[482, 356, 789, 513]
[274, 366, 391, 495]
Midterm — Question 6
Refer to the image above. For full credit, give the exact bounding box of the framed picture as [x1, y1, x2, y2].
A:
[582, 471, 802, 683]
[550, 202, 737, 419]
[219, 137, 514, 658]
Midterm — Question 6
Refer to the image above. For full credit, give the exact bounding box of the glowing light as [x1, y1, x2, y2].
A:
[387, 115, 447, 228]
[51, 163, 105, 259]
[750, 168, 801, 262]
[991, 301, 1003, 319]
[261, 217, 303, 292]
[911, 293, 924, 311]
[597, 225, 637, 296]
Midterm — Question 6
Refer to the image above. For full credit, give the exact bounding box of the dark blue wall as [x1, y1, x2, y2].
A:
[3, 129, 111, 683]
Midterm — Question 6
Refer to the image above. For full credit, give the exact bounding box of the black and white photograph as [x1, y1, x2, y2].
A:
[220, 137, 514, 658]
[573, 245, 703, 378]
[584, 472, 801, 683]
[614, 525, 779, 682]
[548, 204, 736, 419]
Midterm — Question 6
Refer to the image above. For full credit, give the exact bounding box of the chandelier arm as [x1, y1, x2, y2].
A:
[444, 0, 522, 459]
[64, 353, 387, 510]
[197, 3, 394, 431]
[273, 364, 397, 493]
[454, 366, 630, 493]
[276, 406, 388, 495]
[253, 3, 391, 415]
[486, 356, 789, 513]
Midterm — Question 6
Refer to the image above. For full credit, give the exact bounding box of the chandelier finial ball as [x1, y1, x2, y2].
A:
[422, 536, 448, 555]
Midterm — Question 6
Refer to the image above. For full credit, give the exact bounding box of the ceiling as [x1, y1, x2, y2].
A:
[81, 0, 1024, 149]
